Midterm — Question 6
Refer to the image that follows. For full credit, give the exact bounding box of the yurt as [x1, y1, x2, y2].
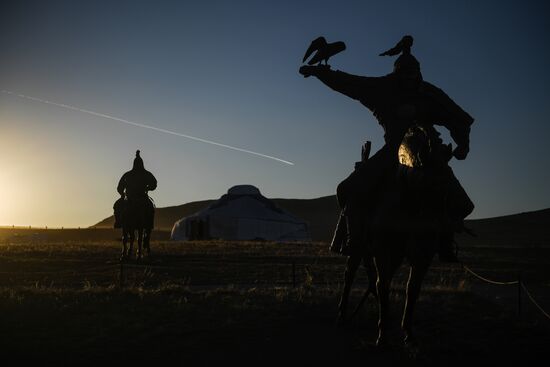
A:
[170, 185, 310, 241]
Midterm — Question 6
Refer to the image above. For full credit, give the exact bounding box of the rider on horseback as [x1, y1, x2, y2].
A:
[300, 35, 474, 262]
[116, 150, 157, 233]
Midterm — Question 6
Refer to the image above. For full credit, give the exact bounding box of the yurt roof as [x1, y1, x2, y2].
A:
[188, 185, 304, 224]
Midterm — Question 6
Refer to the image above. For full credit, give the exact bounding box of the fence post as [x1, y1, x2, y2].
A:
[517, 272, 522, 318]
[292, 262, 296, 288]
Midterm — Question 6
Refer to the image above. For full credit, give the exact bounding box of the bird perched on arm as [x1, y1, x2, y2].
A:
[379, 35, 414, 56]
[302, 36, 346, 66]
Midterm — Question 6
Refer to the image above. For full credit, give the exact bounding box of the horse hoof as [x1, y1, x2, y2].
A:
[404, 339, 420, 360]
[376, 337, 391, 350]
[335, 314, 348, 328]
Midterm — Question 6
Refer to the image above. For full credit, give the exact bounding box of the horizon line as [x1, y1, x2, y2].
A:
[2, 206, 548, 229]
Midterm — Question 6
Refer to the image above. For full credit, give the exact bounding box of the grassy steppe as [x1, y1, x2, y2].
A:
[0, 228, 548, 365]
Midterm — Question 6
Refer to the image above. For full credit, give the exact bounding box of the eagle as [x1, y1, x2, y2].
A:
[379, 35, 414, 57]
[302, 36, 346, 66]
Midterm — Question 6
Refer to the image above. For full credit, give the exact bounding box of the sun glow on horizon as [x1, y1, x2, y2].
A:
[0, 168, 32, 227]
[0, 122, 98, 228]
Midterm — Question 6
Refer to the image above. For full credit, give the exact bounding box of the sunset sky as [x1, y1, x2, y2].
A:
[1, 0, 549, 227]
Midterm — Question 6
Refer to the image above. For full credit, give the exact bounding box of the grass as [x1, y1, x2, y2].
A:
[1, 284, 547, 366]
[0, 228, 549, 365]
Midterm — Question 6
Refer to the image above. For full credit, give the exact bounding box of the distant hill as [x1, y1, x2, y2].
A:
[266, 196, 340, 241]
[95, 198, 550, 246]
[95, 199, 215, 231]
[94, 196, 341, 241]
[456, 208, 550, 247]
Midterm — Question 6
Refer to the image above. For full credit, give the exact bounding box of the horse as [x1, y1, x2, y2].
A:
[336, 125, 457, 353]
[117, 196, 155, 261]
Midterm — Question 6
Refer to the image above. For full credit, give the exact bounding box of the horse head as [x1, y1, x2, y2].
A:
[396, 124, 455, 231]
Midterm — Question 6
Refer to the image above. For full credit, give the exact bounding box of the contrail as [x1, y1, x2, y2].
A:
[1, 90, 295, 166]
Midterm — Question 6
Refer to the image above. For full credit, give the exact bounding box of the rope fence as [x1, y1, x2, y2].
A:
[462, 265, 519, 285]
[521, 282, 550, 320]
[462, 263, 550, 321]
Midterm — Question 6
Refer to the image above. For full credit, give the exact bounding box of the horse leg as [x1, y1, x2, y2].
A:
[128, 230, 135, 259]
[121, 229, 128, 260]
[402, 252, 433, 348]
[351, 255, 378, 318]
[144, 228, 151, 257]
[374, 245, 403, 347]
[337, 254, 362, 325]
[365, 255, 378, 298]
[137, 229, 143, 261]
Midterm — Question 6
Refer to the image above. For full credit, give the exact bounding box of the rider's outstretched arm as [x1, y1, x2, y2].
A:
[299, 65, 384, 110]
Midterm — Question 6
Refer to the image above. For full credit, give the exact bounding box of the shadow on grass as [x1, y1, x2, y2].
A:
[0, 284, 547, 366]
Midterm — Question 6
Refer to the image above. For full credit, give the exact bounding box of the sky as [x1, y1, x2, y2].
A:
[0, 0, 549, 227]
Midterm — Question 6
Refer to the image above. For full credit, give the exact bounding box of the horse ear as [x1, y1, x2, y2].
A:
[136, 150, 141, 158]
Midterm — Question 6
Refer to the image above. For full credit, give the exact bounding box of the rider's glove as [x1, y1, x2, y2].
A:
[453, 145, 469, 160]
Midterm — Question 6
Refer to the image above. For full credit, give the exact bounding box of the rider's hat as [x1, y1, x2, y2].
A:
[133, 150, 144, 170]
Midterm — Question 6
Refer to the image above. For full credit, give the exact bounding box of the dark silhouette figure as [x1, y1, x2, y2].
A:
[379, 34, 414, 56]
[116, 150, 157, 260]
[300, 35, 473, 259]
[302, 36, 346, 66]
[299, 35, 474, 351]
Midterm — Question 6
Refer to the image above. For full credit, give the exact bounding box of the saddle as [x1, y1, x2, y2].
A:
[113, 196, 155, 229]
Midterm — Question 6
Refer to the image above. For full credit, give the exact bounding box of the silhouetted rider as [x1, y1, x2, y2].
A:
[117, 150, 157, 200]
[300, 35, 474, 262]
[117, 150, 157, 231]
